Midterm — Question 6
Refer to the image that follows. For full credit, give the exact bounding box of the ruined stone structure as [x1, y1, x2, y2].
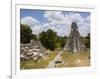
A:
[64, 22, 86, 53]
[20, 40, 46, 61]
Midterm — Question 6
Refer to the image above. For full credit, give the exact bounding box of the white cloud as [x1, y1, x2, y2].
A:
[44, 11, 90, 37]
[21, 11, 90, 37]
[21, 16, 39, 27]
[78, 15, 90, 37]
[44, 11, 64, 22]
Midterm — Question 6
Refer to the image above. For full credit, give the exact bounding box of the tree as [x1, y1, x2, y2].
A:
[84, 33, 90, 49]
[56, 36, 66, 48]
[39, 29, 66, 50]
[21, 24, 32, 43]
[85, 33, 90, 39]
[32, 34, 38, 41]
[39, 29, 57, 50]
[39, 31, 48, 48]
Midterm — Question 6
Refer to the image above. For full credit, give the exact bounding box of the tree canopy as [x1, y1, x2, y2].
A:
[85, 33, 90, 48]
[20, 24, 67, 50]
[21, 24, 32, 43]
[39, 29, 66, 50]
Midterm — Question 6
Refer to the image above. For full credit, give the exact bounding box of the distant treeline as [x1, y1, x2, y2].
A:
[20, 24, 90, 50]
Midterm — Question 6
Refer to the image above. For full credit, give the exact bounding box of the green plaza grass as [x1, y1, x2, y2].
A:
[60, 50, 90, 67]
[20, 50, 90, 69]
[20, 58, 49, 69]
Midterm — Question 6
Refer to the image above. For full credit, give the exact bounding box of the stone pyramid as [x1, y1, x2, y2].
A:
[64, 22, 86, 53]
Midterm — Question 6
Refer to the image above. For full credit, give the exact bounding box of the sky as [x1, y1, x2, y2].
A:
[20, 9, 90, 37]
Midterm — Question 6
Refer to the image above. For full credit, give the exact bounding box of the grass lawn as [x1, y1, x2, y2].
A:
[20, 50, 90, 69]
[20, 51, 58, 69]
[60, 50, 90, 67]
[20, 58, 49, 69]
[49, 51, 58, 60]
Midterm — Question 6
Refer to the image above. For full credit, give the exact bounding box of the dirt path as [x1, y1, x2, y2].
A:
[47, 51, 62, 68]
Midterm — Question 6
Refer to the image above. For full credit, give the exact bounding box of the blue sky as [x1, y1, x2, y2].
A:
[20, 9, 90, 23]
[20, 9, 47, 23]
[20, 9, 90, 37]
